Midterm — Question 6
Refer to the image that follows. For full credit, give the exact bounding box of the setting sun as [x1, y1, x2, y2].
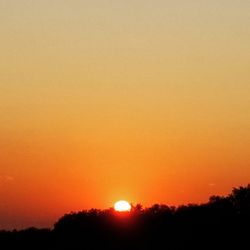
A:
[114, 200, 131, 212]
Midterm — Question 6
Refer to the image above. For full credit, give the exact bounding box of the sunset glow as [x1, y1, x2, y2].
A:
[0, 0, 250, 230]
[114, 201, 131, 212]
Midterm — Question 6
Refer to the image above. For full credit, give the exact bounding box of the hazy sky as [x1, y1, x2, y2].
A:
[0, 0, 250, 229]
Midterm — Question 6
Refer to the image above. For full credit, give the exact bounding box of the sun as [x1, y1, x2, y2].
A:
[114, 200, 131, 212]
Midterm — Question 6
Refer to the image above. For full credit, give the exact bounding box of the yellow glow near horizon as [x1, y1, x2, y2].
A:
[114, 201, 132, 212]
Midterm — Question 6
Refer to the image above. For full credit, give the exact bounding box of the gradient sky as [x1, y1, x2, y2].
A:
[0, 0, 250, 229]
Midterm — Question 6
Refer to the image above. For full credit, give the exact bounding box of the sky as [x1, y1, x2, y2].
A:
[0, 0, 250, 230]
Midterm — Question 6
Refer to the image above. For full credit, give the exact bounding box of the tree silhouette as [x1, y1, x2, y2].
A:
[1, 184, 250, 249]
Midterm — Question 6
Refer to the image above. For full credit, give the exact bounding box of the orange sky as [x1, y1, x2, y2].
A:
[0, 0, 250, 229]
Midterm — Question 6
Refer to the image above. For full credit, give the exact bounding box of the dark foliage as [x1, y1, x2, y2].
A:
[1, 184, 250, 249]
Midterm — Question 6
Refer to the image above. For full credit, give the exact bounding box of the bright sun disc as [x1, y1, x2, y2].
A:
[114, 200, 131, 212]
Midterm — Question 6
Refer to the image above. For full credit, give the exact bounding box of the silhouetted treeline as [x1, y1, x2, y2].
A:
[1, 185, 250, 249]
